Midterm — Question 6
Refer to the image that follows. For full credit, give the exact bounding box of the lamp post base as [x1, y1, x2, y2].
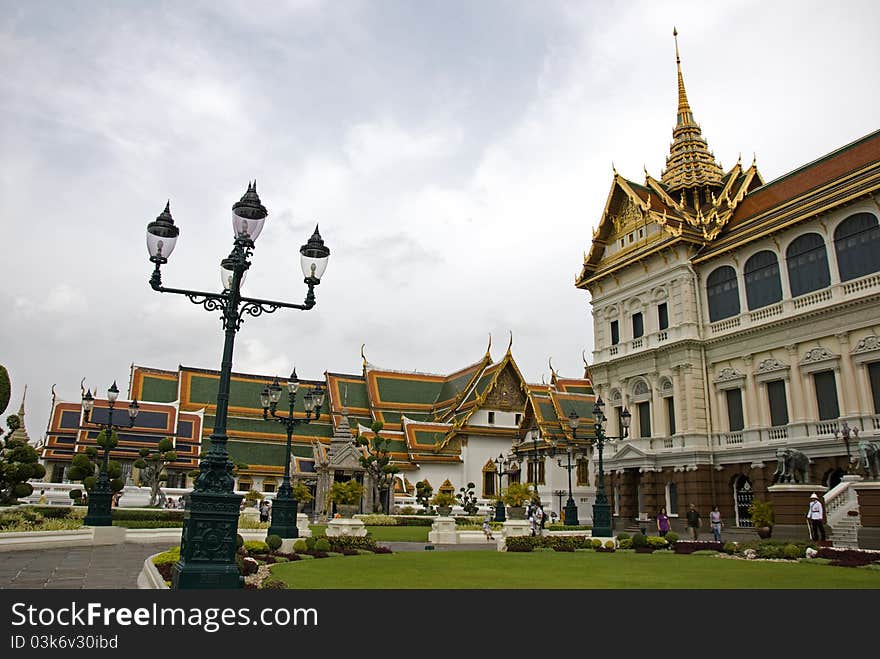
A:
[83, 490, 113, 527]
[267, 496, 299, 539]
[494, 500, 506, 523]
[591, 501, 613, 538]
[172, 490, 243, 589]
[564, 501, 579, 526]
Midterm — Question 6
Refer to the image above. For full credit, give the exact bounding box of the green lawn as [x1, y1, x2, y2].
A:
[271, 551, 880, 589]
[309, 525, 429, 542]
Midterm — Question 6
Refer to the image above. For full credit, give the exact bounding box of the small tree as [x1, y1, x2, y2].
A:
[355, 420, 400, 514]
[67, 430, 124, 494]
[291, 481, 314, 504]
[456, 482, 478, 515]
[0, 414, 46, 503]
[134, 437, 177, 507]
[415, 479, 433, 513]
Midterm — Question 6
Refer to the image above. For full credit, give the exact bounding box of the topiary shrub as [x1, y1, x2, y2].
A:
[618, 538, 633, 549]
[244, 540, 270, 554]
[266, 534, 282, 552]
[293, 539, 308, 553]
[756, 543, 785, 559]
[591, 539, 603, 549]
[723, 541, 738, 554]
[665, 531, 679, 545]
[260, 579, 287, 590]
[631, 533, 648, 549]
[616, 532, 631, 541]
[604, 540, 615, 550]
[646, 536, 668, 549]
[314, 538, 331, 552]
[305, 536, 317, 551]
[783, 543, 803, 560]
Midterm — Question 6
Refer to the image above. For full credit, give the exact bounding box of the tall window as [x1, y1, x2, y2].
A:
[767, 380, 789, 426]
[813, 371, 840, 420]
[527, 460, 545, 485]
[610, 320, 620, 345]
[638, 401, 651, 438]
[576, 459, 589, 486]
[632, 312, 644, 339]
[488, 412, 495, 425]
[834, 212, 880, 282]
[658, 303, 669, 331]
[483, 471, 496, 497]
[666, 482, 678, 515]
[726, 389, 745, 431]
[870, 362, 880, 414]
[786, 233, 830, 297]
[744, 250, 783, 310]
[707, 266, 740, 322]
[665, 397, 676, 435]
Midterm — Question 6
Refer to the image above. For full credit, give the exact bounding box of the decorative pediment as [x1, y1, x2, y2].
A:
[801, 347, 838, 365]
[714, 367, 744, 383]
[611, 197, 646, 235]
[482, 364, 527, 411]
[609, 443, 649, 461]
[756, 358, 787, 374]
[852, 335, 880, 355]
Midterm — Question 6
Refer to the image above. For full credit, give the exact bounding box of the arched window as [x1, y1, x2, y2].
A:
[834, 212, 880, 281]
[744, 250, 782, 310]
[706, 266, 740, 321]
[786, 233, 830, 297]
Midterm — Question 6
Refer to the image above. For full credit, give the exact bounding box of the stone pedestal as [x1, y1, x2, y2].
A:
[428, 517, 457, 544]
[91, 525, 126, 546]
[326, 518, 366, 537]
[242, 507, 260, 521]
[296, 513, 312, 538]
[498, 520, 531, 551]
[768, 484, 827, 525]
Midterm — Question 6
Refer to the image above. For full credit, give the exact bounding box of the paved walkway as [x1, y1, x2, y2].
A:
[0, 543, 170, 589]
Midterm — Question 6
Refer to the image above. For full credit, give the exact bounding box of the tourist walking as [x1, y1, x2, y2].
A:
[709, 505, 723, 542]
[259, 500, 270, 523]
[534, 504, 545, 537]
[806, 493, 826, 542]
[686, 503, 701, 540]
[656, 507, 671, 537]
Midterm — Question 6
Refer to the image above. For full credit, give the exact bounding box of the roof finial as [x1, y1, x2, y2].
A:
[485, 333, 492, 359]
[673, 27, 692, 125]
[361, 343, 368, 368]
[507, 330, 513, 354]
[17, 384, 27, 416]
[548, 357, 558, 380]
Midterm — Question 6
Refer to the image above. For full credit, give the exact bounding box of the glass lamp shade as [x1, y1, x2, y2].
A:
[260, 387, 270, 409]
[220, 262, 247, 291]
[300, 225, 330, 280]
[287, 370, 300, 394]
[231, 181, 267, 243]
[313, 386, 326, 410]
[107, 381, 120, 403]
[128, 399, 140, 420]
[303, 390, 316, 412]
[568, 410, 580, 430]
[620, 407, 632, 429]
[146, 202, 180, 261]
[268, 377, 283, 404]
[82, 389, 95, 413]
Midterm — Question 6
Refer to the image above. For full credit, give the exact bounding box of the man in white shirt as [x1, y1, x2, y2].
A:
[806, 493, 826, 542]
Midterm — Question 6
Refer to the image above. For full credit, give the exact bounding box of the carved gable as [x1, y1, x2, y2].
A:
[483, 364, 526, 411]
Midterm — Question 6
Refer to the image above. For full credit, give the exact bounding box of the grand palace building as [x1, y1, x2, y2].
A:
[576, 31, 880, 529]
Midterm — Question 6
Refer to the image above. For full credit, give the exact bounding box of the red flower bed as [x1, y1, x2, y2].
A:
[817, 547, 880, 566]
[673, 541, 724, 554]
[155, 564, 173, 581]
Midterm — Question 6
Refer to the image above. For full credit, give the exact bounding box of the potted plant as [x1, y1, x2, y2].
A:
[749, 499, 774, 539]
[431, 491, 456, 516]
[327, 480, 363, 518]
[244, 490, 264, 508]
[501, 482, 535, 519]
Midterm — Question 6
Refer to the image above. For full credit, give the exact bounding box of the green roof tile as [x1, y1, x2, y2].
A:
[140, 375, 178, 403]
[373, 375, 443, 405]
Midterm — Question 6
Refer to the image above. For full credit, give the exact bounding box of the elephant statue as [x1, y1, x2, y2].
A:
[858, 440, 880, 480]
[773, 448, 810, 484]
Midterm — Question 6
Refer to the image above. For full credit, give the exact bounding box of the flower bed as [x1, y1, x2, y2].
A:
[673, 540, 724, 554]
[816, 547, 880, 567]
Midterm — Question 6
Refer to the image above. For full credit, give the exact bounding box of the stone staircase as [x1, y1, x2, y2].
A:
[825, 476, 862, 548]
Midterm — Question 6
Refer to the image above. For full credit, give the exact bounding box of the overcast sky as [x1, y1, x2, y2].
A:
[2, 0, 879, 442]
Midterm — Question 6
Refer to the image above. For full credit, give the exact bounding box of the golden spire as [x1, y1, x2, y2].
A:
[661, 27, 724, 193]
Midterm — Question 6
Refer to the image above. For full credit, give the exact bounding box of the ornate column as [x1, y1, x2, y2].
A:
[786, 344, 806, 422]
[836, 332, 863, 416]
[672, 364, 684, 433]
[743, 354, 760, 429]
[649, 372, 662, 439]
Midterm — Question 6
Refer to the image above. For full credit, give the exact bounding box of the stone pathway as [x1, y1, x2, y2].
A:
[0, 543, 171, 589]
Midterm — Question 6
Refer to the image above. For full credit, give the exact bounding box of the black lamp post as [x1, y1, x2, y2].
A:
[261, 370, 325, 538]
[493, 453, 509, 522]
[146, 182, 330, 589]
[553, 489, 566, 519]
[835, 420, 859, 473]
[81, 382, 140, 526]
[572, 397, 630, 538]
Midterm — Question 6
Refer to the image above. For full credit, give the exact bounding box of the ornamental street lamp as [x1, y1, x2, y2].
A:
[81, 382, 140, 526]
[146, 182, 330, 589]
[493, 453, 510, 522]
[573, 397, 630, 538]
[553, 489, 566, 518]
[834, 420, 859, 473]
[261, 370, 325, 538]
[516, 424, 550, 494]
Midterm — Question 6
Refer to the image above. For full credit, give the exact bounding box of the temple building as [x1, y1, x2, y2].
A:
[39, 339, 598, 519]
[576, 30, 880, 532]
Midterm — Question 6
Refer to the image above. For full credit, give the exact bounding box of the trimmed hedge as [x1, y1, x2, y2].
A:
[505, 535, 594, 552]
[111, 509, 185, 522]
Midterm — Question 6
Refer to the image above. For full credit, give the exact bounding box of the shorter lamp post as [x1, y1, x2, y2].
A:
[552, 489, 566, 520]
[81, 382, 140, 526]
[571, 397, 630, 538]
[493, 453, 509, 522]
[261, 370, 325, 538]
[834, 420, 859, 473]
